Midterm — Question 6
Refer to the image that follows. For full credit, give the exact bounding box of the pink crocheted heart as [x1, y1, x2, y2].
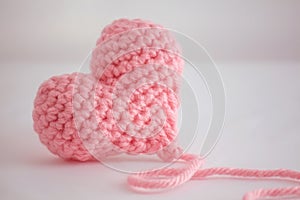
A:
[33, 19, 184, 161]
[32, 19, 300, 199]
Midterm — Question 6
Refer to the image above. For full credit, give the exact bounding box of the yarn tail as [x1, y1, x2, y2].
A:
[127, 155, 300, 199]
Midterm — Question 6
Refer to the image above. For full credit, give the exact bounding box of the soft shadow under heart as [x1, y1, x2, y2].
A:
[27, 154, 163, 167]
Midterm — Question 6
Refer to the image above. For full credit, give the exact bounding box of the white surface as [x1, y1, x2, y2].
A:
[0, 62, 299, 200]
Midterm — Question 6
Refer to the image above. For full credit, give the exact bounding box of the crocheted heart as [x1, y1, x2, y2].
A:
[32, 19, 300, 199]
[32, 19, 184, 161]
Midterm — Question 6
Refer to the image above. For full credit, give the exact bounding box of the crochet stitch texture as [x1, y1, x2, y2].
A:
[33, 18, 183, 161]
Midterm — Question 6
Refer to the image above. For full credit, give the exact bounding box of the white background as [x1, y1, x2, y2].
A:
[0, 1, 299, 200]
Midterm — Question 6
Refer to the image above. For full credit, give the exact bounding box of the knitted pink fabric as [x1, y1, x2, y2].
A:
[32, 18, 300, 200]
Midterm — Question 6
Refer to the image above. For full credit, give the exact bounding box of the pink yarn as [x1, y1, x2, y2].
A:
[32, 18, 300, 200]
[90, 18, 183, 85]
[33, 73, 93, 161]
[128, 157, 300, 200]
[33, 71, 180, 160]
[32, 73, 121, 161]
[33, 19, 183, 159]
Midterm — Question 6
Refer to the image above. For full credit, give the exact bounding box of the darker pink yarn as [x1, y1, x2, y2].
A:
[32, 18, 300, 200]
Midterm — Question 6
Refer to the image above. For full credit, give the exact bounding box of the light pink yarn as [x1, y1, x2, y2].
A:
[89, 18, 184, 156]
[33, 73, 120, 161]
[90, 18, 184, 86]
[128, 157, 300, 200]
[32, 18, 300, 200]
[32, 71, 180, 160]
[33, 19, 183, 160]
[33, 73, 93, 161]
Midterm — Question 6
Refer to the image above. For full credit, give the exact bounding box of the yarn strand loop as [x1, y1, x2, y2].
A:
[128, 156, 300, 200]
